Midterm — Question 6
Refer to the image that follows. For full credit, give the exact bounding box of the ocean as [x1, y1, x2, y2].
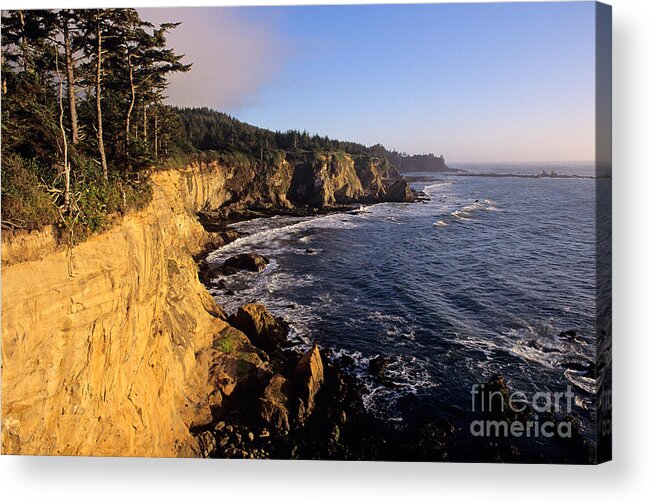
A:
[205, 162, 599, 452]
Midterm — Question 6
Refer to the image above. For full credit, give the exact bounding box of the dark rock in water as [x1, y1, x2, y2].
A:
[384, 178, 414, 202]
[337, 353, 355, 369]
[481, 374, 520, 419]
[199, 263, 239, 282]
[204, 230, 240, 252]
[486, 374, 509, 396]
[211, 264, 239, 277]
[559, 329, 588, 344]
[220, 229, 242, 244]
[258, 374, 292, 432]
[294, 343, 325, 424]
[229, 303, 289, 352]
[305, 248, 316, 254]
[368, 355, 389, 381]
[224, 252, 269, 272]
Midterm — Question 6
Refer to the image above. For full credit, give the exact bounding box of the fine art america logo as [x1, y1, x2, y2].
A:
[470, 380, 575, 439]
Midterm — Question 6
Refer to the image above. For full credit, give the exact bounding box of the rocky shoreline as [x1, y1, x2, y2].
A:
[190, 209, 596, 463]
[190, 295, 456, 461]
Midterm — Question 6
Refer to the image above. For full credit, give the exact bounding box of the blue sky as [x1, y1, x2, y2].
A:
[142, 2, 596, 163]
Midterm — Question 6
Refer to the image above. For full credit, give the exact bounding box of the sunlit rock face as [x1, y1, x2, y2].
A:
[1, 157, 412, 457]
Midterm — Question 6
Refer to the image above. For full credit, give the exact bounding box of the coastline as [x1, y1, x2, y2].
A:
[190, 207, 596, 463]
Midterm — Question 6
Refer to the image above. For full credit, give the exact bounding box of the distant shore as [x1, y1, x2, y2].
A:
[456, 170, 602, 180]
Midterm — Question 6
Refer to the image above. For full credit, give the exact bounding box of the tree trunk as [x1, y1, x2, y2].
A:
[124, 51, 135, 169]
[153, 109, 158, 160]
[55, 51, 70, 210]
[63, 19, 79, 145]
[18, 11, 31, 73]
[143, 104, 148, 145]
[95, 11, 108, 181]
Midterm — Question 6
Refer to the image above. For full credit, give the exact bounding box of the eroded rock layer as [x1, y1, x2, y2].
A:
[1, 157, 412, 456]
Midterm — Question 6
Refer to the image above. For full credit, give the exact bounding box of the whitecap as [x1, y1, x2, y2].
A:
[328, 348, 438, 422]
[423, 181, 452, 195]
[564, 369, 597, 395]
[206, 213, 361, 263]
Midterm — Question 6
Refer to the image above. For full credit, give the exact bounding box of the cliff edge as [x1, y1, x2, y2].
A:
[1, 156, 412, 456]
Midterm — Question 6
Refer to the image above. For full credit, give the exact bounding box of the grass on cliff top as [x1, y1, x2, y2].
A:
[1, 154, 152, 244]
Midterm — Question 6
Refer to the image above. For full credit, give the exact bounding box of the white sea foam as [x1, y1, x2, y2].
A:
[367, 311, 421, 347]
[328, 347, 438, 421]
[509, 342, 559, 369]
[564, 369, 597, 395]
[423, 181, 452, 195]
[452, 199, 494, 219]
[432, 198, 497, 227]
[207, 212, 361, 263]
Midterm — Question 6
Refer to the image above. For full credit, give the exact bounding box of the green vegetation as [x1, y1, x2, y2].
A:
[173, 106, 397, 161]
[172, 107, 448, 174]
[388, 152, 449, 173]
[216, 336, 235, 355]
[1, 9, 188, 238]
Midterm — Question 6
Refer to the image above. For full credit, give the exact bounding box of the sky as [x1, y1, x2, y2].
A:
[140, 2, 596, 163]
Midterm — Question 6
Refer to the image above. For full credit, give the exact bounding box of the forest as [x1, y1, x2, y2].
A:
[1, 8, 444, 241]
[172, 107, 449, 172]
[1, 8, 189, 238]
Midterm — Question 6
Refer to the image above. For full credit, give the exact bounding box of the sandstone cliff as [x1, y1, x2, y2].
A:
[288, 152, 411, 207]
[197, 150, 413, 212]
[1, 156, 412, 456]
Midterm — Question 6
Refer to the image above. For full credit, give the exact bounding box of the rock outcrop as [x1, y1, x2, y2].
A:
[223, 252, 270, 272]
[288, 152, 413, 207]
[294, 344, 325, 423]
[368, 355, 390, 381]
[258, 374, 292, 432]
[228, 303, 289, 352]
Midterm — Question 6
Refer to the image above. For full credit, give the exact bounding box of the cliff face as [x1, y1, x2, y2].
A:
[288, 152, 413, 207]
[1, 157, 411, 456]
[3, 165, 233, 456]
[199, 151, 413, 212]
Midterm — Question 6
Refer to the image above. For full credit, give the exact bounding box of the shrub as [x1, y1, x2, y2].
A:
[1, 153, 153, 243]
[1, 155, 59, 231]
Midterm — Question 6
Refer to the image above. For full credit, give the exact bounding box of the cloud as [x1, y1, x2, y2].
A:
[139, 7, 288, 111]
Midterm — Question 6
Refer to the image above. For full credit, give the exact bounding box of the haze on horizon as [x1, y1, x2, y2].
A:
[140, 3, 596, 164]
